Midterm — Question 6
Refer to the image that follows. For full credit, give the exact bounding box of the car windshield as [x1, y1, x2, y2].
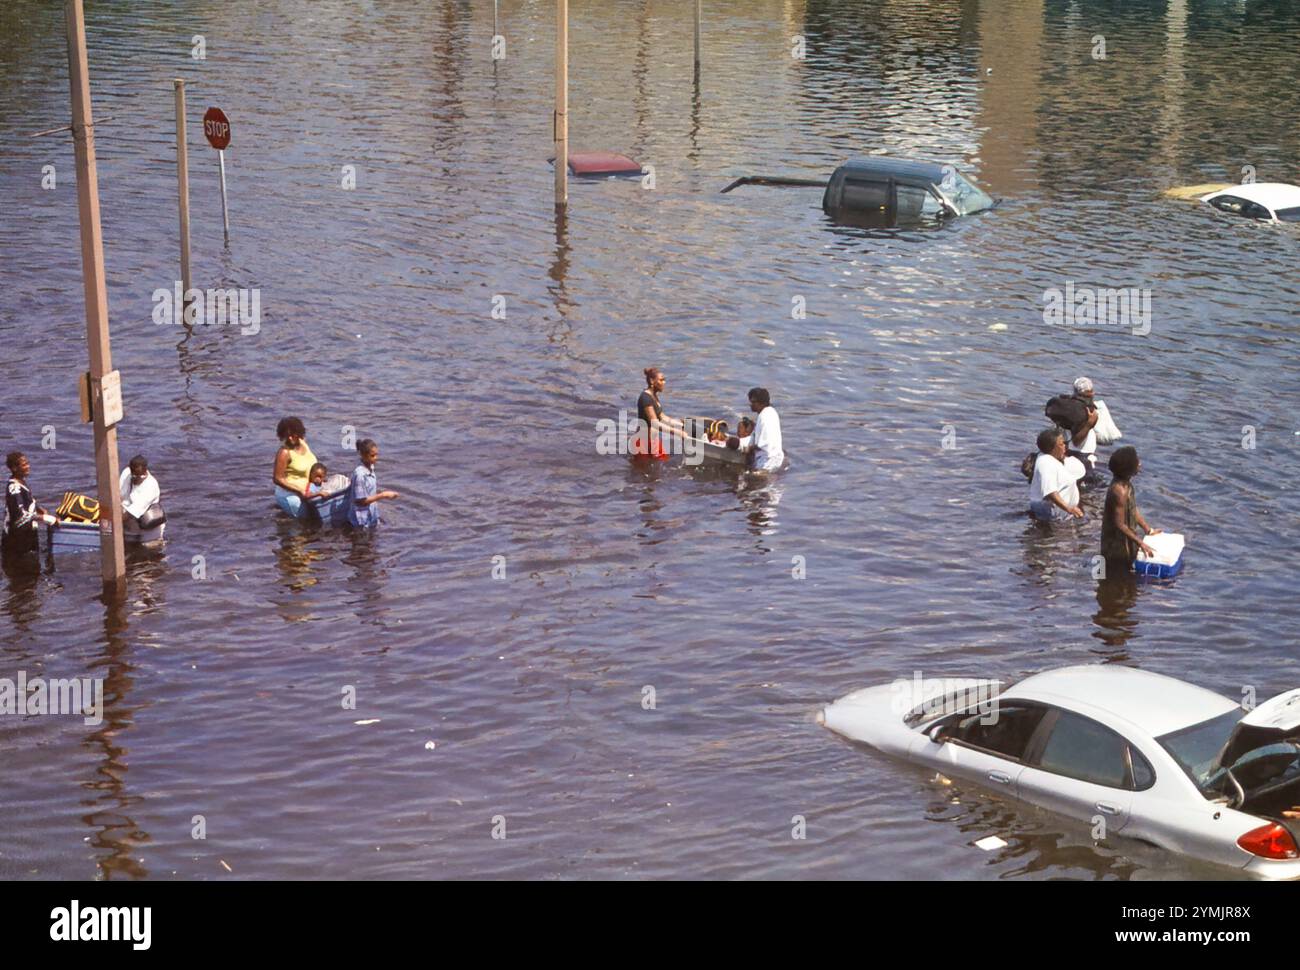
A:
[936, 170, 994, 216]
[1158, 708, 1243, 791]
[1275, 206, 1300, 223]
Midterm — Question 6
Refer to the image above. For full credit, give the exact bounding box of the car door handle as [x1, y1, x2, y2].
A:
[1095, 801, 1122, 815]
[988, 770, 1012, 785]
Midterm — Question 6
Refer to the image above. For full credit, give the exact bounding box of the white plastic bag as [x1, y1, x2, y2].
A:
[1093, 399, 1122, 445]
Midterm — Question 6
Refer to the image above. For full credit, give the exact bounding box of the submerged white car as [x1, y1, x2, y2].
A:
[1183, 182, 1300, 223]
[819, 665, 1300, 878]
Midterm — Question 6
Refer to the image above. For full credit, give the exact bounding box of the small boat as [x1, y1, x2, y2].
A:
[303, 473, 353, 525]
[43, 516, 165, 554]
[679, 417, 749, 467]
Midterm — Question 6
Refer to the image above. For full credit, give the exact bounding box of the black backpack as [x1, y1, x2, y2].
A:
[1044, 394, 1089, 434]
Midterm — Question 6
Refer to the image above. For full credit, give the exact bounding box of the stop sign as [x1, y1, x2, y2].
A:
[203, 107, 231, 150]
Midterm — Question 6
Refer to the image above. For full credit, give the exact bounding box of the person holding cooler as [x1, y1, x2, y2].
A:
[1101, 445, 1160, 574]
[348, 438, 399, 528]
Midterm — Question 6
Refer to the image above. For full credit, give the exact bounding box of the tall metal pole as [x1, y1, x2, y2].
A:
[174, 79, 193, 303]
[694, 0, 701, 82]
[64, 0, 125, 591]
[217, 149, 230, 246]
[554, 0, 568, 208]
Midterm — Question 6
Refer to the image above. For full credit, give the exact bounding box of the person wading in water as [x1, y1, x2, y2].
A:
[633, 367, 682, 460]
[1101, 445, 1160, 574]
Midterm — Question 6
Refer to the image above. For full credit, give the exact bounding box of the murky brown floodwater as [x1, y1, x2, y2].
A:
[1, 0, 1298, 879]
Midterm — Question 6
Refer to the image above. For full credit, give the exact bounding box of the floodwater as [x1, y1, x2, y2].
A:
[1, 0, 1298, 880]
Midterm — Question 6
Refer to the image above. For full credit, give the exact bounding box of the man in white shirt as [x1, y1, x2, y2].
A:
[1029, 428, 1084, 521]
[118, 455, 161, 524]
[744, 387, 785, 472]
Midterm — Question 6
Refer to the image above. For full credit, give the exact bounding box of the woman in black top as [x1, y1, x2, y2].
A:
[634, 367, 681, 459]
[1100, 446, 1159, 574]
[3, 452, 46, 556]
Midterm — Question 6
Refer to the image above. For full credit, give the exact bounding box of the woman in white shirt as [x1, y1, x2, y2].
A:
[1029, 428, 1084, 521]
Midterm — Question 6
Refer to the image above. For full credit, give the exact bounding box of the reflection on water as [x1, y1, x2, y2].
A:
[84, 592, 148, 880]
[1093, 571, 1140, 657]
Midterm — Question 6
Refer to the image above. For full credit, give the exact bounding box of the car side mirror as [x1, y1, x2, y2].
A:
[927, 717, 954, 744]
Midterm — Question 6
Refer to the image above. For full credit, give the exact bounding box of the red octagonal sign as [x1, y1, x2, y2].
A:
[203, 107, 231, 150]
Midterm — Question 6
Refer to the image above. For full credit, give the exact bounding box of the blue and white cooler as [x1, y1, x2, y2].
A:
[1135, 532, 1185, 578]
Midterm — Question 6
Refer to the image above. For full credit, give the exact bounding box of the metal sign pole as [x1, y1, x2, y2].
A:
[218, 148, 230, 246]
[174, 79, 193, 301]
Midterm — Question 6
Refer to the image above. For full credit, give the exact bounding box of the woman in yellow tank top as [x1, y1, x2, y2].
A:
[272, 416, 317, 518]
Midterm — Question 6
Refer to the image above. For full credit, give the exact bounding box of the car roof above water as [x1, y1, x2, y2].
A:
[1204, 182, 1300, 210]
[1001, 665, 1241, 738]
[832, 156, 948, 187]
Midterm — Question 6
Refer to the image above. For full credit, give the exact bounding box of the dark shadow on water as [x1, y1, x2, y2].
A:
[83, 588, 148, 880]
[1093, 570, 1140, 658]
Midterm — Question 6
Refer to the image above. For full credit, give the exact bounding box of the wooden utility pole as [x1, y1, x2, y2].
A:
[554, 0, 568, 208]
[65, 0, 126, 590]
[174, 79, 193, 303]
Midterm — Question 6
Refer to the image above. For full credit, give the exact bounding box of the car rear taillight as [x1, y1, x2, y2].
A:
[1237, 823, 1299, 860]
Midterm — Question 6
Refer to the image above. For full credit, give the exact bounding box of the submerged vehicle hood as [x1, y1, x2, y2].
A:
[1217, 688, 1300, 770]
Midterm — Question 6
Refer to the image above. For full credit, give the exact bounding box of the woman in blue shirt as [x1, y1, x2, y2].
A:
[348, 439, 399, 527]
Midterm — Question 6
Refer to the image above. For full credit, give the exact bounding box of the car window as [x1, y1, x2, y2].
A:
[1159, 708, 1242, 791]
[1210, 195, 1248, 214]
[1275, 206, 1300, 223]
[895, 184, 928, 222]
[1241, 200, 1272, 220]
[1130, 748, 1155, 789]
[1035, 710, 1131, 788]
[946, 703, 1046, 761]
[840, 179, 890, 213]
[944, 171, 994, 215]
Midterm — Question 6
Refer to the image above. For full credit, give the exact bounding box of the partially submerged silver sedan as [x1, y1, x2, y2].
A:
[819, 665, 1300, 878]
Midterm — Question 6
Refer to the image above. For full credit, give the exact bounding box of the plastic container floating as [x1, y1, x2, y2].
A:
[304, 473, 353, 525]
[561, 151, 641, 177]
[43, 517, 165, 554]
[1135, 532, 1184, 578]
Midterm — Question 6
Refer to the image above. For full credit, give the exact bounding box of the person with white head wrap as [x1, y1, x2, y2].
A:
[1074, 376, 1123, 446]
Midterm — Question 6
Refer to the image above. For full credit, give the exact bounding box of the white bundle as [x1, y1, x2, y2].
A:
[1093, 399, 1122, 445]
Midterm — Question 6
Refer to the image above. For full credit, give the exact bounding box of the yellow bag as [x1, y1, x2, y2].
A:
[56, 491, 101, 523]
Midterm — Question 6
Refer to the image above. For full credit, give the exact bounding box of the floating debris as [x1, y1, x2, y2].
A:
[974, 835, 1008, 851]
[354, 718, 381, 725]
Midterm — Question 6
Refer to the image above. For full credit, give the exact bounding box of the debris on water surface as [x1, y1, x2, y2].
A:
[219, 859, 232, 872]
[974, 835, 1008, 851]
[424, 740, 436, 750]
[354, 718, 381, 725]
